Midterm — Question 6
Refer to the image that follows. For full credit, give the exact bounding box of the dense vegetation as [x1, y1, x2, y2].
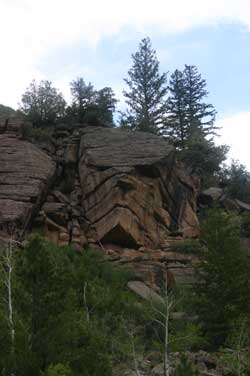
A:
[13, 37, 231, 185]
[0, 237, 147, 375]
[0, 236, 203, 375]
[1, 36, 250, 375]
[1, 215, 250, 375]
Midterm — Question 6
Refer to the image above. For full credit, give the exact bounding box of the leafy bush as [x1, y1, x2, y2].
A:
[0, 236, 149, 376]
[170, 322, 207, 352]
[220, 349, 250, 376]
[41, 364, 74, 376]
[220, 316, 250, 375]
[22, 123, 53, 142]
[195, 209, 250, 348]
[20, 80, 66, 127]
[221, 161, 250, 204]
[172, 355, 199, 376]
[240, 212, 250, 238]
[179, 133, 228, 181]
[171, 239, 202, 255]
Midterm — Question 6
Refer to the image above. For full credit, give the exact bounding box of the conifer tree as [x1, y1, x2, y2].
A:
[163, 65, 217, 147]
[69, 78, 117, 126]
[123, 37, 168, 133]
[164, 69, 187, 147]
[70, 77, 95, 122]
[195, 210, 250, 347]
[183, 65, 217, 138]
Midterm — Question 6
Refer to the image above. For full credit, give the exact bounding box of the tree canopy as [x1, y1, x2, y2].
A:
[69, 78, 117, 127]
[122, 37, 168, 133]
[195, 209, 250, 347]
[20, 80, 66, 127]
[162, 65, 217, 148]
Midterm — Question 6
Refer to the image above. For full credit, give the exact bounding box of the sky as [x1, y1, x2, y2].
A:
[1, 0, 250, 169]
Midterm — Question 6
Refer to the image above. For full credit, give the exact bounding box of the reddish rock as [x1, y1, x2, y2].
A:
[79, 127, 199, 249]
[0, 128, 55, 233]
[0, 122, 200, 287]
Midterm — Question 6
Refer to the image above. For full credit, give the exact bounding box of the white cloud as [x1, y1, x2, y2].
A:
[1, 0, 250, 106]
[216, 112, 250, 170]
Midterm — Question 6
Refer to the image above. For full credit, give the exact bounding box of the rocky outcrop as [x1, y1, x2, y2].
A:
[199, 186, 250, 213]
[0, 117, 55, 237]
[105, 242, 199, 288]
[0, 117, 200, 287]
[114, 350, 230, 376]
[79, 127, 199, 249]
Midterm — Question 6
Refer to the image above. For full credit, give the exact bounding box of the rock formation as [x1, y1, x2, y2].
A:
[0, 116, 200, 288]
[0, 116, 55, 237]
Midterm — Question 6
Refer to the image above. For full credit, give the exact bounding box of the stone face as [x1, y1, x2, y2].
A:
[0, 120, 199, 288]
[79, 127, 199, 249]
[0, 126, 55, 232]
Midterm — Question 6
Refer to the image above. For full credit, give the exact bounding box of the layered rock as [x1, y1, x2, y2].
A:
[199, 186, 250, 213]
[0, 117, 55, 237]
[79, 127, 199, 249]
[0, 118, 200, 287]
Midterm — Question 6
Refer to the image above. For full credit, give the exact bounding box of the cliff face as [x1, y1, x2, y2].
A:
[0, 116, 200, 288]
[0, 117, 55, 234]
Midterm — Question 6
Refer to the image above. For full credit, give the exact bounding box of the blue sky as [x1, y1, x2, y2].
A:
[1, 0, 250, 168]
[37, 23, 250, 112]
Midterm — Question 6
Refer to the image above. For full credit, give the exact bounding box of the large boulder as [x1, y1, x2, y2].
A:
[0, 123, 199, 287]
[79, 127, 199, 249]
[0, 119, 55, 235]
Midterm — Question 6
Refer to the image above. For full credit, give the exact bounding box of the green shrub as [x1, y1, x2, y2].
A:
[41, 364, 74, 376]
[22, 123, 53, 142]
[0, 236, 150, 375]
[220, 316, 250, 376]
[222, 161, 250, 204]
[170, 322, 207, 352]
[172, 355, 199, 376]
[171, 239, 202, 255]
[240, 212, 250, 238]
[195, 209, 250, 347]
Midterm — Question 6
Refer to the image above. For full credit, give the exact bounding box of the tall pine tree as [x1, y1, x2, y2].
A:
[195, 210, 250, 347]
[164, 69, 187, 147]
[184, 65, 217, 138]
[69, 78, 117, 126]
[70, 78, 95, 122]
[122, 37, 168, 134]
[163, 65, 217, 147]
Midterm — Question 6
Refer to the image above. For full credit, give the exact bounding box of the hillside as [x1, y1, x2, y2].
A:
[0, 115, 200, 285]
[1, 115, 250, 375]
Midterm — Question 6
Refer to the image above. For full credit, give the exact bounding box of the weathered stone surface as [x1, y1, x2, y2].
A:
[202, 187, 223, 201]
[0, 128, 55, 232]
[0, 121, 200, 288]
[0, 114, 28, 136]
[235, 198, 250, 211]
[105, 245, 199, 288]
[79, 127, 199, 249]
[127, 281, 164, 304]
[199, 186, 250, 214]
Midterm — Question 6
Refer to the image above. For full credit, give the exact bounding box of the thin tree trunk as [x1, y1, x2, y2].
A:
[164, 308, 170, 376]
[4, 241, 15, 376]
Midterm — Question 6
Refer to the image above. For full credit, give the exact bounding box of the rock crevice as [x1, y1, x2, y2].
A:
[0, 118, 200, 287]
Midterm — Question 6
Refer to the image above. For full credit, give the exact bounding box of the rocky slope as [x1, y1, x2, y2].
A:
[0, 115, 200, 288]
